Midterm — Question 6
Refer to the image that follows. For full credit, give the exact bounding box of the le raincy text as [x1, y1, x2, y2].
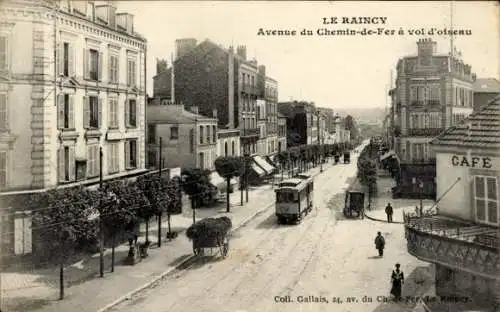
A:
[322, 17, 388, 25]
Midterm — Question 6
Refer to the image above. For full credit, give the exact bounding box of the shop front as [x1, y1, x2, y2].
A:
[404, 99, 500, 310]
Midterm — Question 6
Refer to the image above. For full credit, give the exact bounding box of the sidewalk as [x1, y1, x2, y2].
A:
[2, 166, 323, 312]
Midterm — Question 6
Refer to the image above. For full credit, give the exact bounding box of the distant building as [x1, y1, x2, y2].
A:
[277, 113, 287, 152]
[152, 39, 278, 156]
[216, 129, 240, 158]
[389, 38, 476, 198]
[472, 78, 500, 112]
[277, 101, 317, 147]
[333, 116, 351, 143]
[146, 103, 217, 171]
[405, 96, 500, 310]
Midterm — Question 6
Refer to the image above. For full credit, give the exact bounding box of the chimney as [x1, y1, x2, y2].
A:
[116, 13, 134, 34]
[258, 65, 266, 76]
[190, 106, 199, 115]
[175, 38, 197, 60]
[417, 38, 436, 57]
[237, 45, 247, 60]
[156, 58, 168, 75]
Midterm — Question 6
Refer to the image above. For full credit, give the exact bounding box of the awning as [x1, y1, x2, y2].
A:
[250, 163, 266, 177]
[210, 171, 237, 189]
[253, 155, 275, 175]
[380, 150, 395, 161]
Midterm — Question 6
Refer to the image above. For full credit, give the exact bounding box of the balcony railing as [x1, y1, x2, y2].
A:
[241, 84, 259, 95]
[240, 128, 260, 137]
[404, 212, 499, 278]
[407, 128, 443, 136]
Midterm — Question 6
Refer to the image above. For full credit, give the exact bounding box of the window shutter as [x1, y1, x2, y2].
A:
[98, 52, 103, 81]
[58, 147, 65, 182]
[83, 49, 90, 79]
[107, 144, 112, 174]
[68, 43, 74, 77]
[14, 216, 23, 255]
[69, 146, 75, 181]
[57, 93, 64, 129]
[108, 55, 113, 83]
[124, 140, 130, 168]
[98, 97, 103, 128]
[124, 99, 129, 127]
[58, 43, 64, 76]
[83, 96, 90, 129]
[68, 95, 75, 129]
[23, 215, 32, 254]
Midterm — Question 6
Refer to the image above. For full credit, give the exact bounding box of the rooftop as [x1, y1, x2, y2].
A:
[147, 105, 214, 124]
[431, 95, 500, 149]
[472, 78, 500, 93]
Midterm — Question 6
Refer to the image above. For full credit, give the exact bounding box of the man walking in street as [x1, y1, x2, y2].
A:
[385, 203, 393, 223]
[375, 231, 385, 257]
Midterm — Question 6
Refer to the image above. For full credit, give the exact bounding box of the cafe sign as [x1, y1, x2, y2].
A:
[451, 155, 493, 169]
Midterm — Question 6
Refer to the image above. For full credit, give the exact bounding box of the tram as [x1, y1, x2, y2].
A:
[275, 177, 314, 224]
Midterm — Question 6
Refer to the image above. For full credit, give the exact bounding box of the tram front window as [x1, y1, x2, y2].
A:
[277, 191, 299, 203]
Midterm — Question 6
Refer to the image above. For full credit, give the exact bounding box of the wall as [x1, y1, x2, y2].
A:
[153, 123, 195, 169]
[436, 150, 500, 222]
[216, 135, 240, 158]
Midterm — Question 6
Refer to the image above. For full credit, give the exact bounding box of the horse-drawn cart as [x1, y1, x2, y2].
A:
[343, 180, 366, 219]
[186, 216, 232, 258]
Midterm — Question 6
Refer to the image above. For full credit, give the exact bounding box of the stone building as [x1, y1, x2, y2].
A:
[277, 101, 317, 147]
[390, 38, 475, 198]
[404, 96, 500, 310]
[0, 0, 147, 257]
[146, 103, 217, 171]
[152, 39, 278, 157]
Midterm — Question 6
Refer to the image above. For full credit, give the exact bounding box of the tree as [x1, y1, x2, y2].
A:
[276, 151, 289, 181]
[29, 187, 98, 300]
[136, 174, 170, 247]
[99, 180, 140, 272]
[357, 144, 378, 204]
[166, 177, 182, 237]
[214, 156, 242, 212]
[181, 168, 213, 224]
[344, 115, 359, 141]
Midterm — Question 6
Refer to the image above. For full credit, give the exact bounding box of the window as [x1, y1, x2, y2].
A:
[199, 152, 204, 170]
[107, 143, 119, 174]
[212, 125, 216, 143]
[0, 151, 6, 189]
[58, 42, 74, 77]
[57, 94, 74, 129]
[170, 126, 179, 140]
[14, 212, 32, 255]
[87, 145, 100, 178]
[108, 98, 118, 128]
[89, 49, 99, 80]
[189, 129, 194, 153]
[125, 99, 137, 127]
[0, 93, 7, 130]
[224, 142, 228, 156]
[125, 139, 137, 169]
[474, 176, 498, 225]
[231, 141, 235, 156]
[109, 54, 119, 83]
[199, 125, 204, 144]
[83, 96, 100, 129]
[0, 36, 7, 71]
[127, 59, 136, 86]
[147, 124, 156, 143]
[58, 146, 75, 182]
[206, 125, 210, 144]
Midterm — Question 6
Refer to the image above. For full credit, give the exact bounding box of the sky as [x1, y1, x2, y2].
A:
[116, 1, 499, 110]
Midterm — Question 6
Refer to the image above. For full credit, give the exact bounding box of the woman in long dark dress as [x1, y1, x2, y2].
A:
[390, 263, 404, 300]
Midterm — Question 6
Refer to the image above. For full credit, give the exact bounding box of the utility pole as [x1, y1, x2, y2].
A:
[245, 153, 249, 202]
[99, 147, 104, 278]
[158, 137, 162, 247]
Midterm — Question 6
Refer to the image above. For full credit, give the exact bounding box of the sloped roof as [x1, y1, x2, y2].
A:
[147, 105, 214, 124]
[431, 95, 500, 148]
[472, 78, 500, 93]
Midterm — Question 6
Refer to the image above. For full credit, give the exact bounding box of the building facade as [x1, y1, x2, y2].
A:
[264, 76, 279, 155]
[216, 129, 240, 158]
[277, 114, 287, 152]
[256, 98, 267, 155]
[390, 38, 475, 198]
[147, 104, 217, 171]
[472, 78, 500, 113]
[404, 97, 500, 310]
[333, 116, 351, 143]
[0, 0, 147, 257]
[277, 101, 316, 147]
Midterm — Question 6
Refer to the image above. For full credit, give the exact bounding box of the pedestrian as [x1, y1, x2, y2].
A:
[374, 231, 385, 257]
[390, 263, 404, 300]
[385, 203, 393, 223]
